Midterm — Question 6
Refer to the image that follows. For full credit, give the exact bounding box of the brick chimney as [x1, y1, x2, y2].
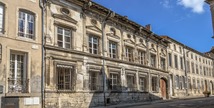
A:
[145, 24, 152, 31]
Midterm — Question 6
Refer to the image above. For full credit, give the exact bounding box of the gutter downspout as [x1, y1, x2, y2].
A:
[39, 0, 45, 107]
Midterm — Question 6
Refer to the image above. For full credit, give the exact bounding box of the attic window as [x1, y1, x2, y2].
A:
[61, 8, 70, 15]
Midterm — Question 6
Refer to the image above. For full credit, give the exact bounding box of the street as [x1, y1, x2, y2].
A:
[125, 97, 214, 108]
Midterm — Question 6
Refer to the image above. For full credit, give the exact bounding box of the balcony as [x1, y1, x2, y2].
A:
[8, 78, 29, 93]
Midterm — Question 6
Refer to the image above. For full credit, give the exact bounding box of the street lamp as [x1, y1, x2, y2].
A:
[101, 10, 115, 106]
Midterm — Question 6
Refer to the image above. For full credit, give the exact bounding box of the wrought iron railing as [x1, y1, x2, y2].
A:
[8, 78, 29, 93]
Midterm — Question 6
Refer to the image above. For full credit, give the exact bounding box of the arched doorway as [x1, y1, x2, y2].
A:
[160, 78, 167, 99]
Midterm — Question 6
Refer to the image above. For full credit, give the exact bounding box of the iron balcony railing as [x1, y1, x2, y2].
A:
[8, 78, 29, 93]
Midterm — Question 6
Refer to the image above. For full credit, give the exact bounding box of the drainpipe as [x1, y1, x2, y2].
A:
[39, 0, 45, 107]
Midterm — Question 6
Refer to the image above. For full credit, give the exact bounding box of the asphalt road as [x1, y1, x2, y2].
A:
[125, 97, 214, 108]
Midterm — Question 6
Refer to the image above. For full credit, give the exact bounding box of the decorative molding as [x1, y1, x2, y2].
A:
[52, 13, 78, 24]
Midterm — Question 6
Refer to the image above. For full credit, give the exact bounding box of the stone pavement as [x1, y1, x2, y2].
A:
[93, 95, 211, 108]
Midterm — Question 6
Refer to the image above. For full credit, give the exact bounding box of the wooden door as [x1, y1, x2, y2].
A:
[160, 79, 167, 99]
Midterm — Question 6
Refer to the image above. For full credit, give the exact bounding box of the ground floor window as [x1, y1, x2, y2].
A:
[152, 76, 158, 92]
[139, 76, 147, 91]
[57, 65, 74, 90]
[89, 71, 101, 91]
[109, 73, 120, 90]
[126, 74, 136, 91]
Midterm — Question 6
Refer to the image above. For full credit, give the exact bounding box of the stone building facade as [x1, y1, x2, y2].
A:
[0, 0, 42, 108]
[42, 0, 214, 108]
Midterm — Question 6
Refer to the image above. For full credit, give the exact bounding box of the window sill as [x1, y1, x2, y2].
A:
[16, 36, 36, 43]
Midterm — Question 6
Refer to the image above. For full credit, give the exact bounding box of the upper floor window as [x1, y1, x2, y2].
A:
[150, 54, 156, 68]
[168, 53, 172, 67]
[191, 62, 195, 73]
[186, 61, 190, 73]
[174, 55, 178, 69]
[57, 26, 72, 49]
[0, 3, 5, 33]
[138, 50, 146, 65]
[18, 10, 35, 39]
[179, 47, 182, 53]
[180, 57, 183, 70]
[125, 46, 133, 62]
[174, 44, 176, 51]
[89, 35, 99, 54]
[109, 41, 117, 58]
[160, 57, 166, 70]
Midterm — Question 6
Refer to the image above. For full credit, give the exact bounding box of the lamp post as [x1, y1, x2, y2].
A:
[101, 11, 115, 106]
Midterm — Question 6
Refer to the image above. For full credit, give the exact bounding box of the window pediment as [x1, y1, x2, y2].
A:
[52, 13, 77, 24]
[86, 25, 102, 33]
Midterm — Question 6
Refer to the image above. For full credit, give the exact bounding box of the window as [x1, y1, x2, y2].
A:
[186, 61, 190, 73]
[191, 53, 193, 59]
[150, 54, 156, 67]
[57, 26, 72, 48]
[109, 73, 120, 90]
[0, 3, 4, 33]
[57, 65, 74, 90]
[200, 66, 202, 75]
[204, 67, 206, 76]
[138, 50, 146, 65]
[174, 44, 176, 51]
[152, 77, 158, 92]
[18, 10, 35, 39]
[139, 77, 146, 91]
[196, 64, 199, 74]
[174, 55, 178, 69]
[125, 46, 133, 62]
[179, 47, 182, 53]
[109, 41, 117, 58]
[9, 52, 28, 93]
[193, 78, 196, 89]
[180, 76, 185, 89]
[126, 74, 136, 91]
[175, 75, 179, 89]
[180, 57, 183, 70]
[160, 57, 166, 70]
[197, 79, 200, 93]
[188, 77, 191, 90]
[89, 71, 101, 91]
[201, 80, 204, 91]
[191, 62, 195, 73]
[168, 53, 172, 67]
[89, 35, 99, 54]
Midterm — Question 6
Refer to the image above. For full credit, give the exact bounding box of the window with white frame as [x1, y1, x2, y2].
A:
[152, 76, 158, 92]
[89, 35, 99, 54]
[57, 26, 72, 49]
[89, 71, 101, 91]
[109, 41, 117, 58]
[18, 10, 35, 39]
[57, 65, 74, 90]
[139, 76, 146, 91]
[126, 74, 136, 91]
[9, 52, 28, 93]
[138, 50, 146, 65]
[150, 54, 156, 68]
[160, 57, 166, 70]
[109, 73, 120, 90]
[125, 46, 133, 62]
[0, 3, 4, 33]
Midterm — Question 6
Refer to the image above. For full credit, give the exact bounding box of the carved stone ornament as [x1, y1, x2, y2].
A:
[60, 8, 70, 15]
[91, 19, 97, 25]
[127, 34, 131, 38]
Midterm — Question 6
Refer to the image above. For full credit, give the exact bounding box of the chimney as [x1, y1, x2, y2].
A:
[145, 24, 152, 31]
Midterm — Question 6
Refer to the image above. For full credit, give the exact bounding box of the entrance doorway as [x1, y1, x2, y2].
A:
[160, 78, 167, 99]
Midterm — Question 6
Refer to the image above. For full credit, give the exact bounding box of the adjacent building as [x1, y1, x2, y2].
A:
[0, 0, 42, 108]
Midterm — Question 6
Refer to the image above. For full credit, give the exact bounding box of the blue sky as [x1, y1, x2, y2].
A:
[93, 0, 213, 53]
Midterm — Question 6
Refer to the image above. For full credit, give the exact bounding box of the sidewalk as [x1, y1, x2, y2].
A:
[93, 95, 212, 108]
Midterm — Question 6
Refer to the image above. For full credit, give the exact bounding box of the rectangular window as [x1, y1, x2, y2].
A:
[89, 35, 99, 54]
[196, 64, 199, 74]
[188, 78, 191, 90]
[57, 65, 74, 90]
[109, 41, 117, 58]
[125, 46, 133, 62]
[204, 67, 206, 76]
[191, 62, 195, 73]
[9, 52, 28, 93]
[186, 61, 190, 73]
[150, 54, 156, 67]
[160, 58, 166, 70]
[152, 77, 157, 92]
[174, 55, 178, 69]
[109, 73, 120, 90]
[168, 53, 172, 67]
[18, 11, 35, 39]
[89, 71, 101, 91]
[138, 50, 146, 65]
[175, 75, 179, 89]
[193, 79, 196, 89]
[139, 77, 146, 91]
[126, 74, 136, 91]
[197, 79, 200, 93]
[180, 57, 183, 70]
[57, 27, 72, 49]
[0, 4, 4, 33]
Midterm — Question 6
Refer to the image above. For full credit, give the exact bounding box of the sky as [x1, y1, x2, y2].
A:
[93, 0, 213, 53]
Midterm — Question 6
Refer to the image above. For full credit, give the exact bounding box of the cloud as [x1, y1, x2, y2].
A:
[160, 0, 172, 8]
[177, 0, 205, 13]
